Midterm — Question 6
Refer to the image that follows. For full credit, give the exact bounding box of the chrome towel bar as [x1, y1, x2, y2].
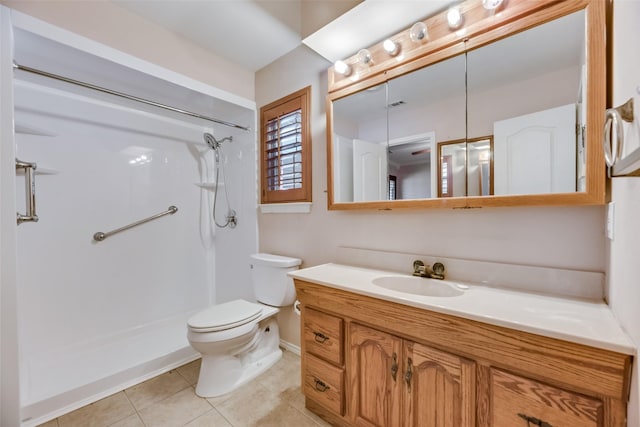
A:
[93, 205, 178, 242]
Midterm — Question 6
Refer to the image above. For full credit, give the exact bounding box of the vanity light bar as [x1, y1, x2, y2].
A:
[328, 0, 522, 93]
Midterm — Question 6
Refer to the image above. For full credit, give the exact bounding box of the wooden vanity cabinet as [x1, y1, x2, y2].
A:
[295, 279, 632, 427]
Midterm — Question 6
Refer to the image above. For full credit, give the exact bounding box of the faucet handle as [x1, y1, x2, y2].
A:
[412, 260, 425, 276]
[432, 262, 445, 275]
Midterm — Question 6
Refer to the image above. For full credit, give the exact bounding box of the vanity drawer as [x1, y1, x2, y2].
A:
[490, 368, 603, 427]
[304, 354, 344, 416]
[304, 307, 343, 365]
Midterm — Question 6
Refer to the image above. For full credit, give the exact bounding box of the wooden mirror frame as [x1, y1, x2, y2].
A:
[326, 0, 606, 210]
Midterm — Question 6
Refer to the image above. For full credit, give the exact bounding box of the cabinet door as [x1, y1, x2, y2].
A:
[349, 323, 403, 427]
[404, 342, 476, 427]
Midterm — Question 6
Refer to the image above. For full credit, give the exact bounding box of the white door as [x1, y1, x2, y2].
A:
[353, 138, 387, 201]
[494, 103, 576, 195]
[333, 133, 354, 203]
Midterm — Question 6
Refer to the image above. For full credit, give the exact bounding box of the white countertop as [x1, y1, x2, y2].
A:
[289, 263, 635, 355]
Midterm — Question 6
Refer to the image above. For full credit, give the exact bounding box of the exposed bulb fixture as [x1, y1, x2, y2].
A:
[482, 0, 504, 10]
[383, 39, 399, 56]
[357, 49, 372, 65]
[447, 6, 463, 29]
[409, 22, 428, 42]
[334, 60, 351, 76]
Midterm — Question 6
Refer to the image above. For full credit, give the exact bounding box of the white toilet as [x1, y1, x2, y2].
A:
[187, 253, 301, 397]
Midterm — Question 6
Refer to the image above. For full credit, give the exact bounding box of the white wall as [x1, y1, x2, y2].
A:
[608, 1, 640, 424]
[255, 45, 607, 347]
[0, 0, 255, 101]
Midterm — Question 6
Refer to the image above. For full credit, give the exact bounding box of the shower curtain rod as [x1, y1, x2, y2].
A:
[13, 62, 250, 132]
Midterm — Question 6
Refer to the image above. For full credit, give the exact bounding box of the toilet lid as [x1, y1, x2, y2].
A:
[187, 299, 263, 332]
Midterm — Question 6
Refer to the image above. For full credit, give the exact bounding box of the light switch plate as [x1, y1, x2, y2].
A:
[606, 202, 615, 240]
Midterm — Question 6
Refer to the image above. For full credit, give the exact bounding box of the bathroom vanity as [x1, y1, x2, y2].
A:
[291, 264, 634, 427]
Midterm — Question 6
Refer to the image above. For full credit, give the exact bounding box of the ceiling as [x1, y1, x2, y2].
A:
[112, 0, 450, 72]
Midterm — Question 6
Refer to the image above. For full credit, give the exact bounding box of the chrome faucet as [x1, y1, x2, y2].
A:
[412, 260, 445, 280]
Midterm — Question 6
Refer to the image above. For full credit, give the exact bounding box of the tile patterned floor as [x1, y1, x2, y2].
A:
[38, 350, 330, 427]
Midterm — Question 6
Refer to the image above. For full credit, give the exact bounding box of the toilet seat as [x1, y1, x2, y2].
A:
[188, 299, 263, 333]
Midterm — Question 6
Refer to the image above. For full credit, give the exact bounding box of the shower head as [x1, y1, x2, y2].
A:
[203, 132, 233, 151]
[204, 132, 217, 150]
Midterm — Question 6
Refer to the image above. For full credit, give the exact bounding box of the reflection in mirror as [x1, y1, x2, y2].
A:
[387, 55, 466, 199]
[331, 54, 466, 203]
[467, 137, 493, 196]
[438, 140, 466, 198]
[437, 136, 493, 198]
[467, 10, 585, 196]
[333, 84, 388, 202]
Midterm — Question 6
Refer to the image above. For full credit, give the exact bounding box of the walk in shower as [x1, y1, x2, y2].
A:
[1, 10, 258, 425]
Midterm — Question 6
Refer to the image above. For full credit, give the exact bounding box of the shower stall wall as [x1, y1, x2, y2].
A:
[1, 8, 258, 426]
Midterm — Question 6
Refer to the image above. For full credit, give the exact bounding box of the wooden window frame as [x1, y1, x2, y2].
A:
[260, 86, 312, 204]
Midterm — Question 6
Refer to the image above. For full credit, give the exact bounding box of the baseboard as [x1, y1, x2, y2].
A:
[279, 339, 301, 356]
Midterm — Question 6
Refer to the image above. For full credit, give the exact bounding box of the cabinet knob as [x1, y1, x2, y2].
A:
[313, 331, 329, 343]
[518, 413, 553, 427]
[314, 378, 330, 392]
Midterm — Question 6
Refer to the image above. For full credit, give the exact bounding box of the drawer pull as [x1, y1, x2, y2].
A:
[314, 378, 330, 392]
[518, 413, 553, 427]
[405, 357, 413, 390]
[391, 352, 398, 381]
[313, 331, 329, 343]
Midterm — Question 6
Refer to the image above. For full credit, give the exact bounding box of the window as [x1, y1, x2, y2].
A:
[260, 86, 311, 204]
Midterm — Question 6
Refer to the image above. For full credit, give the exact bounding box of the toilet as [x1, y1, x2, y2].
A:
[187, 253, 302, 397]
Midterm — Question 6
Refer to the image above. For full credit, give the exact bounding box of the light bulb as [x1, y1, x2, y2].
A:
[482, 0, 503, 10]
[383, 39, 399, 56]
[334, 60, 351, 76]
[409, 22, 428, 42]
[447, 6, 463, 29]
[357, 49, 372, 65]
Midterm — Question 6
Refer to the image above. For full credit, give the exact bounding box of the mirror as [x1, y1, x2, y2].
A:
[327, 1, 605, 209]
[467, 10, 585, 196]
[332, 54, 466, 202]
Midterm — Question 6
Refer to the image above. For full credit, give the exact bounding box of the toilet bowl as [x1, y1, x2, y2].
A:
[187, 253, 301, 397]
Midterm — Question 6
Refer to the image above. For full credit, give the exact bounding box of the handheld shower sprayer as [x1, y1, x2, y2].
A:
[204, 132, 232, 151]
[203, 132, 237, 229]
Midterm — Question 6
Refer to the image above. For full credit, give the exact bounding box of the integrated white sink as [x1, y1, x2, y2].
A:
[372, 275, 466, 297]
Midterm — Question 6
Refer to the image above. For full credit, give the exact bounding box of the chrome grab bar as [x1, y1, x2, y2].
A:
[16, 158, 39, 225]
[93, 205, 178, 242]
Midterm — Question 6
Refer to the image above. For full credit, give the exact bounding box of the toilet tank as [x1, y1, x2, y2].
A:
[250, 253, 301, 306]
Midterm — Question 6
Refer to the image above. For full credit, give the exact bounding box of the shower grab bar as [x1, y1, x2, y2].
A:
[16, 158, 39, 225]
[13, 62, 250, 132]
[93, 205, 178, 242]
